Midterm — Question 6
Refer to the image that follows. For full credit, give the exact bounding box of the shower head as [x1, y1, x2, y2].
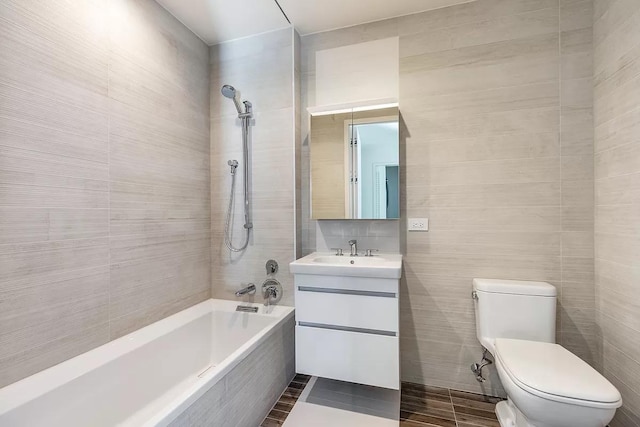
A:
[221, 84, 236, 99]
[221, 85, 243, 115]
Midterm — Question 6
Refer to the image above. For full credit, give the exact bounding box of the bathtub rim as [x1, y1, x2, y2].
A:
[0, 298, 294, 426]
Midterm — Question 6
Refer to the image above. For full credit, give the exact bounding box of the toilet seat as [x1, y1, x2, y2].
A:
[495, 339, 622, 410]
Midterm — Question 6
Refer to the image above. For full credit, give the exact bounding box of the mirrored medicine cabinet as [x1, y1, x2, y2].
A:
[309, 103, 400, 220]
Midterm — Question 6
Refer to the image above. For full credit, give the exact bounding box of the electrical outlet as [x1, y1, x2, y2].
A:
[408, 218, 429, 231]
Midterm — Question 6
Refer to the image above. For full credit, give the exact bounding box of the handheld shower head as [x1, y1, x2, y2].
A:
[221, 85, 243, 115]
[221, 84, 236, 98]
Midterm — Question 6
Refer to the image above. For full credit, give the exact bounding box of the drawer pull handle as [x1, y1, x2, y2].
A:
[298, 321, 397, 337]
[297, 286, 396, 298]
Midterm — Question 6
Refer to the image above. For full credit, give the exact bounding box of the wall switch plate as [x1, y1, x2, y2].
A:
[408, 218, 428, 231]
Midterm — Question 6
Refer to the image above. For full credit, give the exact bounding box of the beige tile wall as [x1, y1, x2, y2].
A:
[209, 28, 297, 305]
[301, 0, 596, 395]
[594, 0, 640, 425]
[0, 0, 210, 387]
[559, 0, 598, 367]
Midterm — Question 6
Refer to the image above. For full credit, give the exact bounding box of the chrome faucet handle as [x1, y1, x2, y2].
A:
[262, 279, 282, 307]
[330, 248, 344, 256]
[348, 239, 358, 256]
[364, 249, 379, 257]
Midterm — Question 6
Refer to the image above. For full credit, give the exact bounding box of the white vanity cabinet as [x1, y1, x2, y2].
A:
[293, 273, 400, 390]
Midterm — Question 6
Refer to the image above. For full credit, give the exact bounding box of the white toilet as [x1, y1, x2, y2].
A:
[472, 278, 622, 427]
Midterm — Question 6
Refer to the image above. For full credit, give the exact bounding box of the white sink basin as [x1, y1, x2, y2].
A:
[290, 252, 402, 279]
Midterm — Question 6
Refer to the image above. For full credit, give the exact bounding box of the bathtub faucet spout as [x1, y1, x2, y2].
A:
[235, 283, 256, 297]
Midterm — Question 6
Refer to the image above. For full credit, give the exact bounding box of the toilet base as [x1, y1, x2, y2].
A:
[496, 399, 539, 427]
[496, 400, 515, 427]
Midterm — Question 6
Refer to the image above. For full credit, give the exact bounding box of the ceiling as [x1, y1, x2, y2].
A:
[156, 0, 289, 45]
[157, 0, 475, 45]
[278, 0, 475, 36]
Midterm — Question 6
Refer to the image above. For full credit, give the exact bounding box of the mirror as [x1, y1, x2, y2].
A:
[310, 106, 399, 219]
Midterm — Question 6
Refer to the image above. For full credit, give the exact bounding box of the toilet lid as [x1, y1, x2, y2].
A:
[495, 339, 622, 407]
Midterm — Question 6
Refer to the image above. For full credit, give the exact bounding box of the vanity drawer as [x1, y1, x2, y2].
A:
[295, 325, 399, 390]
[295, 287, 398, 332]
[295, 274, 398, 294]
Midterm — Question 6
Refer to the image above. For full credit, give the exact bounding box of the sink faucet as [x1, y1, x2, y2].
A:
[235, 283, 256, 297]
[348, 239, 358, 257]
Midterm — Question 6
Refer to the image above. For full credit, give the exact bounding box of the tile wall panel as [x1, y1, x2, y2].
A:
[594, 0, 640, 424]
[301, 0, 596, 396]
[0, 0, 210, 386]
[209, 28, 296, 305]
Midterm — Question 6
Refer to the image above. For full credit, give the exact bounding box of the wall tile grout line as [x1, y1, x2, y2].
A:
[448, 388, 458, 427]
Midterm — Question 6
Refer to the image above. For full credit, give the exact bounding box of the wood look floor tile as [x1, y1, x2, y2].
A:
[401, 382, 452, 403]
[400, 420, 442, 427]
[266, 408, 290, 422]
[293, 373, 311, 383]
[457, 420, 501, 427]
[453, 403, 499, 420]
[449, 389, 502, 404]
[402, 382, 451, 396]
[287, 380, 307, 390]
[277, 394, 299, 407]
[454, 413, 501, 427]
[451, 397, 500, 413]
[261, 417, 285, 427]
[281, 386, 303, 399]
[450, 390, 503, 414]
[273, 401, 294, 413]
[401, 400, 456, 422]
[402, 393, 454, 410]
[400, 410, 457, 427]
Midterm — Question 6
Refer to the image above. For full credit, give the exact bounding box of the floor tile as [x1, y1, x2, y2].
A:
[304, 377, 400, 419]
[283, 401, 399, 427]
[400, 399, 456, 422]
[400, 410, 457, 427]
[261, 417, 285, 427]
[262, 378, 503, 427]
[402, 383, 453, 404]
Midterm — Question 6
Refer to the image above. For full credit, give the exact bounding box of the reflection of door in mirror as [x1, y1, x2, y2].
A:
[348, 118, 399, 219]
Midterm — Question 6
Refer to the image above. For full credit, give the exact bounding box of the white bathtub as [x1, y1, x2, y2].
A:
[0, 299, 295, 427]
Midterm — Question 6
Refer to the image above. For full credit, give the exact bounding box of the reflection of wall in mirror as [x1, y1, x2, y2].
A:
[310, 112, 351, 219]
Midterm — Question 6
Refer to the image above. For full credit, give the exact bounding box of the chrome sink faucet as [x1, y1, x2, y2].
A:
[348, 239, 358, 256]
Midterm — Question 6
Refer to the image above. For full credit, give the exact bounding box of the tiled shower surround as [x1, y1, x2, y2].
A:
[0, 0, 210, 387]
[208, 28, 298, 306]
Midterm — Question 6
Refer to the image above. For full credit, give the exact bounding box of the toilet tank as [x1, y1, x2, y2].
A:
[473, 278, 557, 355]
